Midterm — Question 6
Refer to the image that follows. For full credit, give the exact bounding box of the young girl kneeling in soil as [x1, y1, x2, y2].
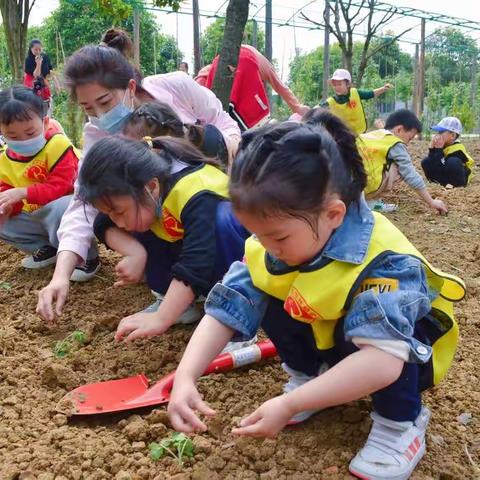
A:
[0, 86, 86, 273]
[167, 115, 465, 480]
[77, 135, 250, 347]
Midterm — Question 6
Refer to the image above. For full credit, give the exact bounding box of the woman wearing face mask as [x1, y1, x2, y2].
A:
[0, 86, 98, 277]
[36, 44, 241, 322]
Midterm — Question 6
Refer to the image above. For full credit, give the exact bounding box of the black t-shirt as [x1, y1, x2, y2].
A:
[94, 164, 224, 296]
[24, 52, 53, 78]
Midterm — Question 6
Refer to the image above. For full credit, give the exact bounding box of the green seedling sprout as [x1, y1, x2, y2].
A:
[0, 281, 12, 290]
[149, 432, 195, 466]
[53, 330, 87, 358]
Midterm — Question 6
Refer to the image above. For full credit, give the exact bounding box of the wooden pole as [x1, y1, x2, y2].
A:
[419, 18, 426, 116]
[471, 54, 478, 133]
[192, 0, 202, 75]
[265, 0, 272, 61]
[133, 8, 140, 69]
[322, 0, 330, 101]
[412, 43, 419, 117]
[252, 19, 258, 49]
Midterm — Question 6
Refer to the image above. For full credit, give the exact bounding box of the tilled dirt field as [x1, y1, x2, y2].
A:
[0, 140, 479, 480]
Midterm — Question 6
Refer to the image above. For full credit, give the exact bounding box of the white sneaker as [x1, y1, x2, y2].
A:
[367, 199, 398, 213]
[282, 362, 329, 424]
[143, 291, 202, 324]
[221, 335, 258, 354]
[349, 406, 431, 480]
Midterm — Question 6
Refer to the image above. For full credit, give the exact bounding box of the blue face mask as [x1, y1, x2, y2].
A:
[7, 132, 47, 157]
[90, 89, 133, 134]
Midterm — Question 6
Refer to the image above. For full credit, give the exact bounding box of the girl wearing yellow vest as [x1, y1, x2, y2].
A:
[421, 117, 475, 187]
[167, 115, 464, 480]
[320, 69, 392, 135]
[77, 136, 250, 347]
[0, 86, 96, 277]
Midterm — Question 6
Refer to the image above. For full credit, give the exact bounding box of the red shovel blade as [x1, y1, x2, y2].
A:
[57, 340, 277, 416]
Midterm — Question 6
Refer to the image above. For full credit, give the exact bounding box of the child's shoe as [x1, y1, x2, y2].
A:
[282, 362, 329, 424]
[70, 256, 101, 282]
[367, 199, 398, 213]
[143, 291, 203, 324]
[21, 245, 57, 269]
[349, 406, 431, 480]
[221, 335, 258, 354]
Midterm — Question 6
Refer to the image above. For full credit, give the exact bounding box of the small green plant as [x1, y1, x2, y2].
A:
[0, 281, 12, 290]
[53, 330, 87, 358]
[149, 433, 195, 466]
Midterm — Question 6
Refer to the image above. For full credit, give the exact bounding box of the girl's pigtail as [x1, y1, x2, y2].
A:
[305, 109, 367, 200]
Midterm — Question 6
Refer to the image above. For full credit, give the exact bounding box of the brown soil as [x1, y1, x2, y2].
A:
[0, 140, 479, 480]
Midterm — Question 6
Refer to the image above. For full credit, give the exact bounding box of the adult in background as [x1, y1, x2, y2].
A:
[23, 39, 60, 110]
[36, 37, 241, 322]
[320, 69, 392, 135]
[196, 44, 309, 130]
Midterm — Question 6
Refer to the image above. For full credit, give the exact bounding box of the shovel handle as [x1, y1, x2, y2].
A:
[135, 340, 278, 406]
[202, 340, 277, 376]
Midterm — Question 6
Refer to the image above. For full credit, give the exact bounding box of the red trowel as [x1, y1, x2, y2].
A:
[57, 340, 277, 416]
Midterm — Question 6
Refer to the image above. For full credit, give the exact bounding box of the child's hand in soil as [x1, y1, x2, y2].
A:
[36, 277, 70, 322]
[232, 396, 293, 438]
[115, 311, 170, 342]
[114, 252, 146, 287]
[430, 198, 448, 215]
[168, 377, 216, 433]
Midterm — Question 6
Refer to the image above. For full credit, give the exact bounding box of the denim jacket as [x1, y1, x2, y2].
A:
[205, 197, 438, 364]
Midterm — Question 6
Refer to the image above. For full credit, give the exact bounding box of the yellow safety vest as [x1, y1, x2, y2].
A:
[357, 129, 403, 196]
[326, 87, 367, 135]
[443, 143, 475, 183]
[150, 164, 229, 242]
[246, 212, 465, 385]
[0, 134, 79, 212]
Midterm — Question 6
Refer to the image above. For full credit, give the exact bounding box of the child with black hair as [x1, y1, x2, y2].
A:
[77, 135, 251, 350]
[123, 102, 229, 167]
[421, 117, 474, 187]
[0, 86, 97, 276]
[167, 113, 464, 480]
[355, 109, 448, 213]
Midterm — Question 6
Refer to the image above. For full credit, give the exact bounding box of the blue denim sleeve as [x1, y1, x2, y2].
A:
[204, 261, 268, 341]
[344, 253, 435, 364]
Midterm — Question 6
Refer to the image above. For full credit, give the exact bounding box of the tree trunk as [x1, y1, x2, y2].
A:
[0, 0, 33, 83]
[211, 0, 249, 111]
[192, 0, 202, 75]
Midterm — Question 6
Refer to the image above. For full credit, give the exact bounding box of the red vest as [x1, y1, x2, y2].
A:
[206, 47, 270, 130]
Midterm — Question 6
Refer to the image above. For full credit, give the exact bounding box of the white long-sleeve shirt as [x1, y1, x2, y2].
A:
[57, 72, 241, 262]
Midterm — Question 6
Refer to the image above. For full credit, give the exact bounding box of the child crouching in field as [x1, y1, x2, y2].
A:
[353, 109, 447, 214]
[77, 135, 251, 351]
[167, 115, 465, 480]
[421, 116, 475, 187]
[0, 86, 83, 272]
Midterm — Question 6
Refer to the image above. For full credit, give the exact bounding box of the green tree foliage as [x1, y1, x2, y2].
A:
[369, 32, 412, 78]
[41, 0, 181, 76]
[94, 0, 182, 23]
[425, 28, 478, 85]
[200, 18, 265, 66]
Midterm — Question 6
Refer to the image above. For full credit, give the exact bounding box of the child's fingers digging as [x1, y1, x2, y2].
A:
[193, 397, 216, 417]
[171, 404, 207, 433]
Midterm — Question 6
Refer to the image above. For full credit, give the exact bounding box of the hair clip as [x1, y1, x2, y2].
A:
[143, 136, 153, 149]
